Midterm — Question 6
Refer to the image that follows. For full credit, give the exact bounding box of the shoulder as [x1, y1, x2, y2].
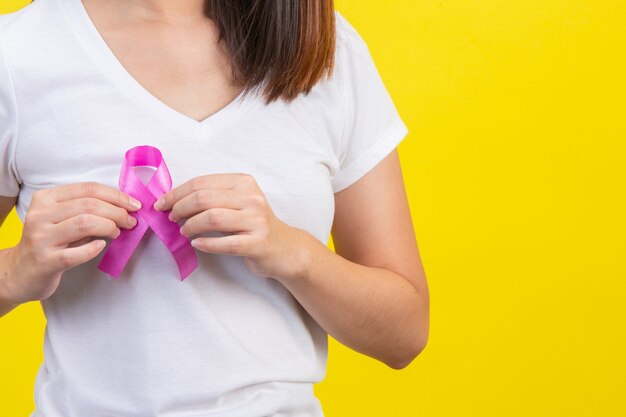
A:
[0, 0, 64, 63]
[304, 11, 381, 106]
[0, 0, 45, 37]
[332, 11, 376, 87]
[284, 12, 383, 124]
[334, 11, 369, 52]
[279, 11, 394, 176]
[0, 0, 78, 90]
[278, 13, 358, 157]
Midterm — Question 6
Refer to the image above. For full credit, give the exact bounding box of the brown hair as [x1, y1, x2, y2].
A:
[205, 0, 336, 103]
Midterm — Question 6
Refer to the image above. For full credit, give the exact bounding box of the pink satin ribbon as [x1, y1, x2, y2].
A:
[97, 145, 198, 281]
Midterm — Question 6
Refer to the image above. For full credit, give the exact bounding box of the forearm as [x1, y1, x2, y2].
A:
[0, 246, 21, 318]
[276, 228, 429, 369]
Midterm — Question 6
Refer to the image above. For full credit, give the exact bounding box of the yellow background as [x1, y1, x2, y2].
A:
[1, 0, 625, 415]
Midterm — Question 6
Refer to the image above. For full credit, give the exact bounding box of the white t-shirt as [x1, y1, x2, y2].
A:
[0, 0, 409, 415]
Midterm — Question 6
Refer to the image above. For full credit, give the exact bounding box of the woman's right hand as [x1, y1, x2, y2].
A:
[4, 182, 142, 304]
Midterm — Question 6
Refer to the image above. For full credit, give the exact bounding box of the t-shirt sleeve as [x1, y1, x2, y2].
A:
[0, 39, 20, 198]
[330, 13, 409, 193]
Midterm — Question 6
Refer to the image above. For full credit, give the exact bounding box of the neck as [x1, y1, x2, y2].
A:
[110, 0, 207, 23]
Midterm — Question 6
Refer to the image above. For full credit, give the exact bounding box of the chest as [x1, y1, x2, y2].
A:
[15, 75, 337, 243]
[11, 3, 340, 244]
[106, 38, 242, 124]
[81, 0, 241, 124]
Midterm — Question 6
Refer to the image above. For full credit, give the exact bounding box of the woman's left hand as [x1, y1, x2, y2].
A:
[153, 173, 307, 281]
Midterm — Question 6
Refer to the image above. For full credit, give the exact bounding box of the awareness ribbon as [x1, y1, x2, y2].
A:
[97, 145, 198, 281]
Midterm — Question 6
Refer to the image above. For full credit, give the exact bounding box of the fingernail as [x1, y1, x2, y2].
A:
[128, 216, 137, 228]
[114, 228, 121, 238]
[179, 227, 186, 236]
[129, 197, 142, 210]
[154, 197, 165, 211]
[168, 212, 175, 222]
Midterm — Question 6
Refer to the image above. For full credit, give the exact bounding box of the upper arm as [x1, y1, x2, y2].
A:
[331, 149, 428, 296]
[0, 39, 20, 214]
[0, 195, 16, 227]
[328, 14, 426, 294]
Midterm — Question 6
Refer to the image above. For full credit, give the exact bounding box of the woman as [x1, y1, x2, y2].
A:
[0, 0, 429, 415]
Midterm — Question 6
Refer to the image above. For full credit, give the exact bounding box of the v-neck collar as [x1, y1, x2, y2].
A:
[59, 0, 256, 136]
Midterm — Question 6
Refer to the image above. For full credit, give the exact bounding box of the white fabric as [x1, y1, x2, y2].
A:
[0, 0, 409, 415]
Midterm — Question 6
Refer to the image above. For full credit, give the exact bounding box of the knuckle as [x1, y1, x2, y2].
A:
[107, 220, 119, 235]
[58, 251, 75, 269]
[80, 197, 97, 213]
[30, 230, 45, 244]
[118, 208, 129, 224]
[75, 213, 94, 232]
[82, 181, 99, 197]
[193, 190, 208, 208]
[249, 194, 265, 208]
[206, 210, 222, 227]
[191, 176, 205, 192]
[227, 239, 242, 253]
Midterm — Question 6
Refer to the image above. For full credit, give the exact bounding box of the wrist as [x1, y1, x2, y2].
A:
[275, 225, 315, 285]
[0, 246, 22, 307]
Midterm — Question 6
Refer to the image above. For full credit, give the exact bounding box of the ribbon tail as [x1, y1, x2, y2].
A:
[147, 214, 199, 281]
[98, 218, 149, 278]
[172, 245, 199, 281]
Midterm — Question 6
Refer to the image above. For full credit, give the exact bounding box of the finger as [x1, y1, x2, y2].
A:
[154, 174, 247, 212]
[50, 198, 138, 230]
[67, 236, 91, 248]
[169, 189, 246, 222]
[180, 208, 251, 238]
[190, 234, 251, 256]
[50, 214, 121, 247]
[52, 239, 107, 271]
[50, 181, 142, 213]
